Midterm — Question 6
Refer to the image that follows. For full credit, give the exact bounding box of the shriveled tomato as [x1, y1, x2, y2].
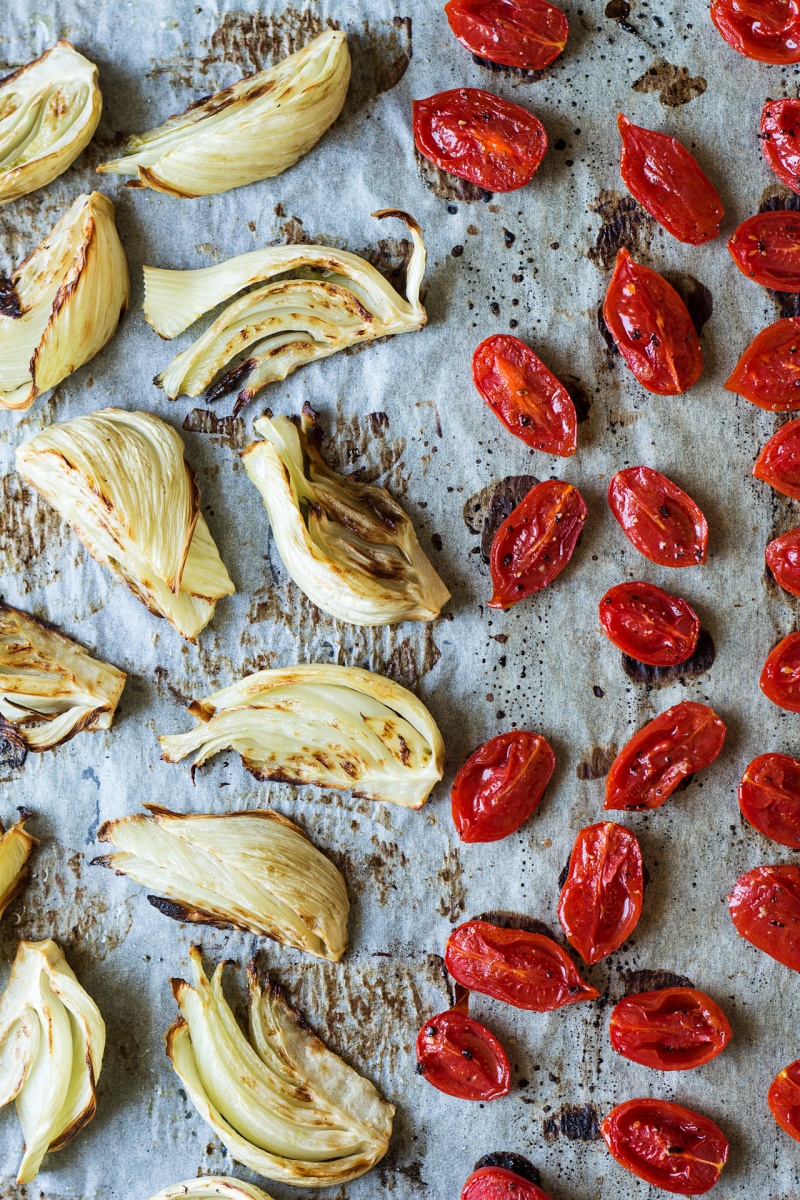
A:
[768, 1060, 800, 1143]
[462, 1166, 553, 1200]
[488, 478, 586, 610]
[761, 632, 800, 711]
[599, 581, 700, 667]
[472, 335, 577, 456]
[608, 467, 708, 567]
[609, 988, 732, 1072]
[728, 211, 800, 292]
[605, 701, 726, 812]
[602, 248, 703, 395]
[602, 1099, 729, 1195]
[725, 318, 800, 410]
[711, 0, 800, 64]
[766, 527, 800, 595]
[739, 753, 800, 848]
[557, 822, 644, 965]
[729, 865, 800, 972]
[445, 919, 598, 1011]
[753, 418, 800, 500]
[413, 88, 547, 193]
[452, 731, 555, 842]
[762, 99, 800, 195]
[445, 0, 568, 71]
[416, 1007, 511, 1100]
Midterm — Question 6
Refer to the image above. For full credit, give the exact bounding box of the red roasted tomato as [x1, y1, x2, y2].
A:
[768, 1060, 800, 1143]
[557, 822, 644, 965]
[608, 467, 708, 567]
[617, 114, 723, 245]
[452, 731, 555, 843]
[413, 88, 547, 193]
[730, 865, 800, 972]
[605, 701, 726, 812]
[462, 1165, 553, 1200]
[766, 527, 800, 595]
[488, 479, 586, 610]
[762, 99, 800, 195]
[728, 211, 800, 292]
[445, 0, 568, 71]
[725, 318, 800, 410]
[472, 335, 577, 456]
[761, 632, 800, 711]
[753, 418, 800, 499]
[445, 919, 599, 1011]
[416, 1007, 511, 1100]
[599, 581, 700, 667]
[711, 0, 800, 64]
[602, 248, 703, 395]
[602, 1099, 729, 1195]
[609, 987, 732, 1072]
[739, 753, 800, 848]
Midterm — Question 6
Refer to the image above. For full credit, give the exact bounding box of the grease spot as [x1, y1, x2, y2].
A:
[576, 743, 618, 781]
[183, 408, 248, 451]
[621, 627, 716, 688]
[437, 848, 467, 923]
[632, 58, 707, 107]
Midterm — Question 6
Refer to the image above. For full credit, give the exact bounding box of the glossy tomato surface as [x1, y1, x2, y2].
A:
[445, 0, 568, 70]
[753, 418, 800, 499]
[413, 88, 547, 192]
[730, 865, 800, 971]
[739, 753, 800, 847]
[729, 211, 800, 291]
[452, 731, 555, 842]
[488, 478, 586, 610]
[761, 632, 800, 711]
[416, 1008, 511, 1100]
[603, 248, 703, 395]
[599, 581, 700, 667]
[768, 1060, 800, 1142]
[602, 1099, 729, 1195]
[711, 0, 800, 64]
[472, 334, 577, 456]
[609, 987, 732, 1072]
[726, 318, 800, 410]
[445, 919, 599, 1011]
[762, 99, 800, 194]
[462, 1166, 553, 1200]
[617, 113, 723, 245]
[605, 701, 726, 812]
[766, 527, 800, 595]
[608, 466, 708, 567]
[557, 822, 644, 965]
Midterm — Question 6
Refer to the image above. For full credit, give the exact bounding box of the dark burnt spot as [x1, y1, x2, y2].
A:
[543, 1116, 559, 1141]
[557, 858, 571, 889]
[758, 189, 800, 317]
[0, 734, 27, 778]
[474, 1154, 541, 1186]
[205, 356, 257, 405]
[623, 968, 694, 994]
[562, 374, 591, 423]
[621, 627, 715, 688]
[415, 147, 492, 203]
[588, 190, 658, 273]
[605, 0, 631, 16]
[632, 58, 707, 107]
[474, 911, 559, 941]
[664, 273, 714, 336]
[576, 743, 618, 780]
[597, 303, 620, 355]
[674, 772, 695, 793]
[559, 1104, 602, 1141]
[0, 275, 22, 318]
[463, 476, 539, 541]
[470, 53, 546, 85]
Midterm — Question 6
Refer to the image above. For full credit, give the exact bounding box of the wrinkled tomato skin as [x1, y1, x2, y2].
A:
[766, 527, 800, 596]
[413, 88, 547, 193]
[557, 822, 644, 966]
[739, 753, 800, 848]
[488, 479, 586, 610]
[753, 418, 800, 500]
[605, 701, 726, 813]
[728, 211, 800, 292]
[445, 920, 599, 1011]
[730, 865, 800, 972]
[762, 99, 800, 195]
[462, 1167, 553, 1200]
[609, 988, 732, 1072]
[603, 248, 703, 395]
[761, 632, 800, 712]
[768, 1060, 800, 1143]
[617, 114, 723, 245]
[445, 0, 568, 71]
[599, 581, 700, 667]
[452, 732, 555, 843]
[725, 318, 800, 410]
[711, 0, 800, 65]
[472, 335, 577, 456]
[608, 466, 708, 567]
[416, 1008, 511, 1101]
[602, 1099, 729, 1195]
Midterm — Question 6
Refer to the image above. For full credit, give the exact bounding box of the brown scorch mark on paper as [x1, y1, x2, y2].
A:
[632, 58, 706, 107]
[437, 847, 467, 923]
[621, 627, 716, 688]
[474, 1154, 542, 1186]
[0, 734, 27, 781]
[545, 1104, 603, 1142]
[182, 408, 248, 451]
[415, 148, 492, 204]
[462, 476, 540, 563]
[0, 473, 69, 590]
[587, 190, 659, 272]
[576, 743, 618, 780]
[622, 968, 694, 994]
[202, 8, 335, 71]
[664, 273, 714, 336]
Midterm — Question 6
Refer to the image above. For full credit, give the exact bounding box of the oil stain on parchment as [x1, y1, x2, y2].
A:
[436, 847, 467, 923]
[665, 272, 714, 336]
[182, 408, 249, 452]
[463, 476, 540, 562]
[632, 58, 707, 107]
[621, 628, 716, 689]
[0, 473, 68, 591]
[621, 967, 694, 994]
[587, 190, 659, 272]
[415, 148, 492, 204]
[576, 743, 618, 780]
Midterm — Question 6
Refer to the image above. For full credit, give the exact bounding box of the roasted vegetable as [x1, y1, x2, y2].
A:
[149, 1180, 276, 1200]
[0, 812, 37, 920]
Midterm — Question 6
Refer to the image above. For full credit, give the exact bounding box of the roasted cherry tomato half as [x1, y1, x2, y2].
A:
[711, 0, 800, 64]
[726, 318, 800, 410]
[762, 99, 800, 195]
[609, 987, 732, 1072]
[557, 822, 644, 966]
[753, 418, 800, 500]
[769, 1059, 800, 1143]
[602, 1098, 729, 1195]
[599, 581, 700, 667]
[452, 731, 555, 843]
[488, 478, 586, 610]
[445, 0, 568, 71]
[416, 1008, 511, 1101]
[445, 919, 599, 1011]
[413, 88, 547, 193]
[739, 753, 800, 848]
[761, 632, 800, 711]
[617, 114, 723, 246]
[462, 1166, 553, 1200]
[472, 335, 577, 456]
[730, 864, 800, 972]
[603, 248, 703, 395]
[608, 466, 708, 567]
[766, 527, 800, 595]
[729, 211, 800, 292]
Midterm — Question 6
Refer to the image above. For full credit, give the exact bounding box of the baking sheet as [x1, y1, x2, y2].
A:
[2, 0, 800, 1196]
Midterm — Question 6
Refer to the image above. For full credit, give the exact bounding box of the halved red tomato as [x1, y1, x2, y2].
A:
[413, 88, 547, 193]
[729, 864, 800, 972]
[445, 0, 568, 71]
[602, 248, 703, 395]
[488, 478, 586, 610]
[608, 467, 708, 567]
[711, 0, 800, 64]
[462, 1165, 553, 1200]
[602, 1099, 729, 1195]
[605, 701, 726, 812]
[599, 581, 700, 667]
[416, 1007, 511, 1100]
[452, 731, 555, 842]
[739, 753, 800, 848]
[762, 99, 800, 195]
[557, 822, 644, 965]
[472, 335, 577, 456]
[766, 527, 800, 595]
[729, 211, 800, 291]
[726, 318, 800, 410]
[609, 987, 732, 1072]
[753, 418, 800, 499]
[769, 1059, 800, 1143]
[761, 633, 800, 711]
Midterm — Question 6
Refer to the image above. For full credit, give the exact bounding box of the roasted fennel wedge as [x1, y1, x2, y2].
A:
[149, 1180, 276, 1200]
[0, 813, 37, 920]
[166, 949, 393, 1187]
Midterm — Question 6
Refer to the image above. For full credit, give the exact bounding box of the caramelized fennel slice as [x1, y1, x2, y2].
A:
[0, 814, 38, 918]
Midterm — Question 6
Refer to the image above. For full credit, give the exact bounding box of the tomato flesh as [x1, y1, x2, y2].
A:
[472, 334, 577, 456]
[488, 478, 586, 610]
[762, 99, 800, 195]
[557, 821, 644, 965]
[726, 318, 800, 410]
[605, 701, 726, 813]
[729, 865, 800, 972]
[608, 466, 708, 567]
[416, 1008, 511, 1100]
[445, 0, 568, 71]
[603, 248, 703, 395]
[462, 1166, 553, 1200]
[599, 581, 700, 667]
[753, 417, 800, 500]
[711, 0, 800, 64]
[452, 731, 555, 843]
[601, 1099, 729, 1195]
[609, 987, 732, 1072]
[761, 632, 800, 712]
[739, 753, 800, 848]
[769, 1060, 800, 1143]
[728, 211, 800, 292]
[413, 88, 547, 193]
[766, 527, 800, 595]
